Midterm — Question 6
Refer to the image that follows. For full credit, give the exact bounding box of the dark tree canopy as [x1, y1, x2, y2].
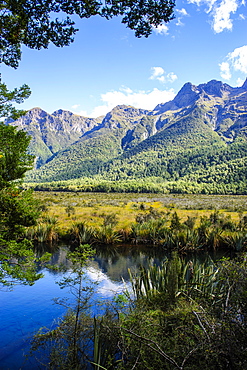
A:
[0, 0, 175, 68]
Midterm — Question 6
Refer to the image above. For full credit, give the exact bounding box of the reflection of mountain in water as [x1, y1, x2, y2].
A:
[35, 245, 72, 275]
[91, 245, 168, 282]
[36, 244, 168, 280]
[50, 246, 71, 266]
[37, 244, 224, 282]
[90, 254, 145, 282]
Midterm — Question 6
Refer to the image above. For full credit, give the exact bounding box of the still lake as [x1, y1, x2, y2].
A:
[0, 245, 171, 369]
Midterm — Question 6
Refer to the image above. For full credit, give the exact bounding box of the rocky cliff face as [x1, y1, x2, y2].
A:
[153, 78, 247, 139]
[11, 107, 101, 137]
[7, 107, 101, 167]
[102, 105, 149, 129]
[153, 79, 245, 114]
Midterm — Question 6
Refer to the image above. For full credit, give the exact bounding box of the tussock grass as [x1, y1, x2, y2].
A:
[34, 191, 247, 231]
[30, 191, 247, 250]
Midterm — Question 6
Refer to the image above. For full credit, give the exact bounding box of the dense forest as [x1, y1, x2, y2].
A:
[29, 136, 247, 195]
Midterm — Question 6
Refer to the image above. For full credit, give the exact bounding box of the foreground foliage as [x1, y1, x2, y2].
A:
[31, 250, 247, 369]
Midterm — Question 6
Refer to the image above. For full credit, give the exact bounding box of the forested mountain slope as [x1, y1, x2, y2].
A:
[7, 78, 247, 191]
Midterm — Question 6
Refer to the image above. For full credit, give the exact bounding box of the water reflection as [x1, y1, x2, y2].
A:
[36, 243, 228, 281]
[0, 244, 228, 369]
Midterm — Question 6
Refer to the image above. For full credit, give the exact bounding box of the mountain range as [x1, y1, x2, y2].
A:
[7, 78, 247, 193]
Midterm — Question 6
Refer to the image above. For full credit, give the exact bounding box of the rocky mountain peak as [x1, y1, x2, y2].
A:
[153, 79, 240, 115]
[153, 82, 200, 114]
[6, 107, 50, 128]
[173, 82, 199, 106]
[28, 107, 49, 119]
[198, 80, 232, 98]
[109, 105, 149, 117]
[102, 105, 149, 129]
[52, 109, 75, 119]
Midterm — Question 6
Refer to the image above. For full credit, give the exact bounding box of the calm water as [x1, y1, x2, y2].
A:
[0, 245, 166, 369]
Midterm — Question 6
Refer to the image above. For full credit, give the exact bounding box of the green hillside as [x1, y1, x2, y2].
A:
[26, 133, 122, 182]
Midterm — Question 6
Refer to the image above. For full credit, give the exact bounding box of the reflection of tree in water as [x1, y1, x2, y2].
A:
[35, 245, 72, 274]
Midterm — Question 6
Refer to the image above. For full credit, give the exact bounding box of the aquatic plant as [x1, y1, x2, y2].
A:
[93, 225, 122, 245]
[70, 222, 94, 244]
[129, 252, 218, 304]
[25, 216, 59, 244]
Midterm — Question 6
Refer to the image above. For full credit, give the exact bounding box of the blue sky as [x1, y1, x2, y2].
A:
[1, 0, 247, 118]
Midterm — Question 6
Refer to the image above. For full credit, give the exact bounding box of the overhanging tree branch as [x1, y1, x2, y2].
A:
[0, 0, 175, 68]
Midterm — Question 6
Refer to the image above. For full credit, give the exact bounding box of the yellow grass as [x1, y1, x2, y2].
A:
[33, 191, 247, 234]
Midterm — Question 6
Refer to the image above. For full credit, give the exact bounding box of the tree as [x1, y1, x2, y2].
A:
[30, 244, 97, 368]
[0, 76, 31, 120]
[0, 120, 38, 238]
[0, 122, 33, 188]
[0, 123, 47, 287]
[0, 0, 175, 68]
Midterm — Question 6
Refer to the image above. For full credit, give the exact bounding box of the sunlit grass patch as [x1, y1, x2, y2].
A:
[32, 192, 247, 248]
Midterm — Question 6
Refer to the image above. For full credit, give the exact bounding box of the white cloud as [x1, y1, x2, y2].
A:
[167, 72, 178, 83]
[212, 0, 238, 33]
[219, 61, 231, 79]
[175, 8, 189, 26]
[77, 87, 176, 118]
[120, 86, 133, 94]
[187, 0, 201, 5]
[157, 76, 166, 82]
[152, 23, 169, 35]
[150, 67, 165, 81]
[187, 0, 242, 32]
[219, 45, 247, 83]
[236, 77, 245, 86]
[176, 18, 185, 26]
[149, 67, 178, 83]
[176, 8, 189, 15]
[76, 109, 88, 117]
[187, 0, 217, 12]
[71, 104, 80, 109]
[228, 45, 247, 73]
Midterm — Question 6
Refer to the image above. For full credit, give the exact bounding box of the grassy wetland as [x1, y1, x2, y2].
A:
[28, 191, 247, 251]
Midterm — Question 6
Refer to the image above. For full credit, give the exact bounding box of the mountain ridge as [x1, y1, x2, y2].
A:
[6, 78, 247, 191]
